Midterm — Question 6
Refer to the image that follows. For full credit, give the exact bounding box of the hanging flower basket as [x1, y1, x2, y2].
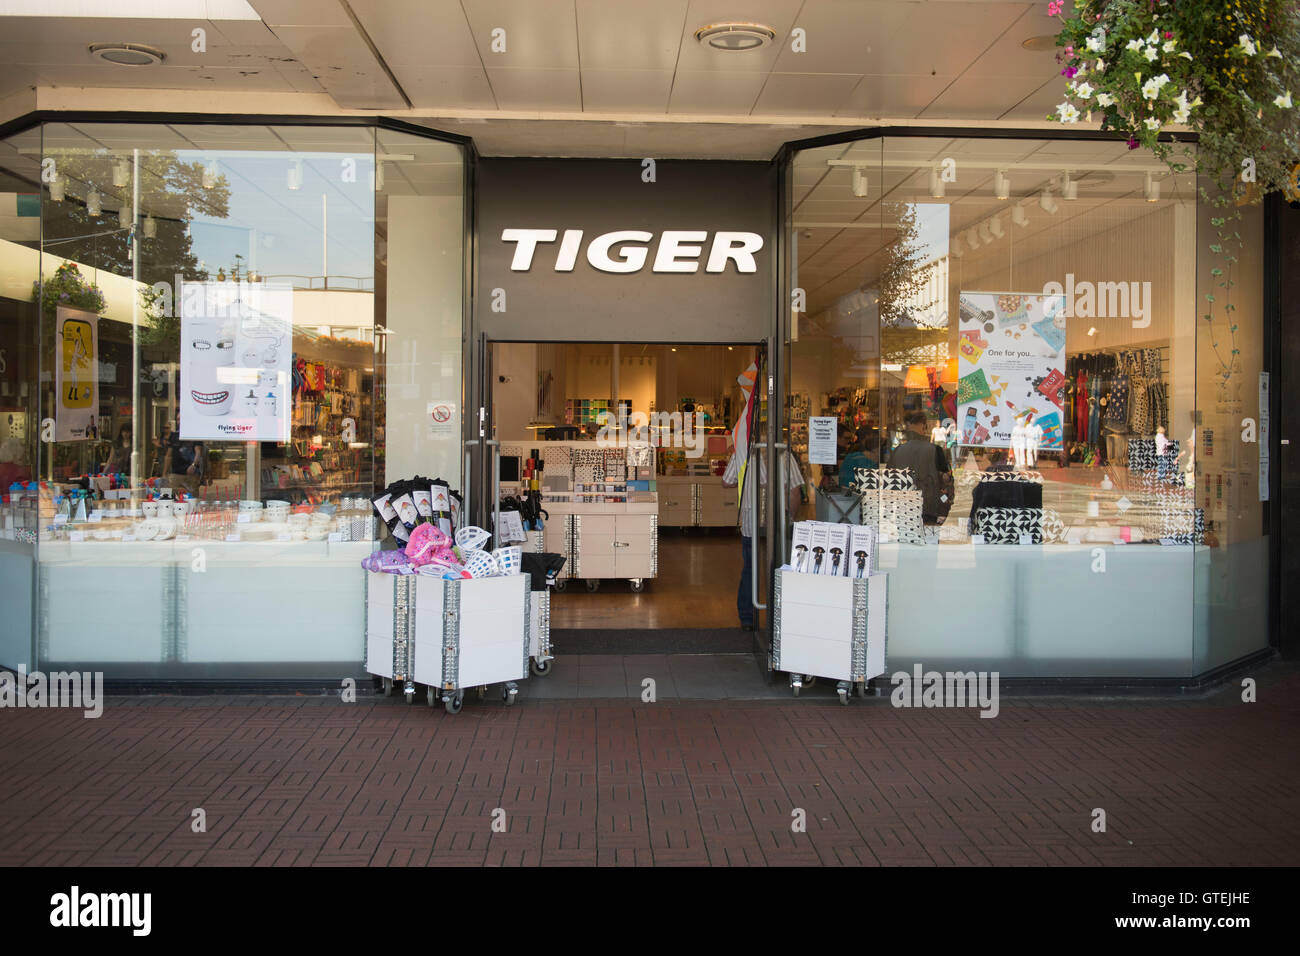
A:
[1047, 0, 1299, 196]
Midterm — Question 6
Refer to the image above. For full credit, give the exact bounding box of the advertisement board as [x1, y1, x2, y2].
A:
[956, 291, 1067, 450]
[54, 305, 99, 442]
[179, 281, 292, 442]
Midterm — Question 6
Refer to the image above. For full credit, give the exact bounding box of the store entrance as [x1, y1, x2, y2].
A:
[478, 340, 772, 650]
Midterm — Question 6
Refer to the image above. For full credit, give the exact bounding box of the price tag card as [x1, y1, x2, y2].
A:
[971, 534, 985, 545]
[176, 535, 190, 542]
[328, 532, 343, 542]
[877, 532, 890, 543]
[1018, 534, 1033, 545]
[52, 515, 67, 525]
[1066, 536, 1081, 545]
[69, 531, 86, 542]
[88, 512, 103, 522]
[225, 533, 241, 542]
[275, 533, 292, 542]
[121, 534, 136, 542]
[237, 513, 252, 524]
[1112, 538, 1126, 546]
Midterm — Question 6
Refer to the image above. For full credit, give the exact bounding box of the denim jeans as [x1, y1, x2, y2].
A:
[738, 534, 755, 628]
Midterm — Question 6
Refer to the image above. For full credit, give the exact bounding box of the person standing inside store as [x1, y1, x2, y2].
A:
[889, 410, 952, 524]
[839, 431, 878, 489]
[151, 421, 173, 478]
[104, 424, 132, 475]
[723, 443, 804, 631]
[165, 417, 206, 495]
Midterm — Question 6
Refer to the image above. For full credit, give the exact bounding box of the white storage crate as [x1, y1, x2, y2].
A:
[771, 569, 887, 704]
[366, 572, 531, 713]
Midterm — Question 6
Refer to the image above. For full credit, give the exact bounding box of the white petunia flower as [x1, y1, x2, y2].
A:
[1141, 74, 1170, 100]
[1146, 29, 1160, 46]
[1095, 58, 1105, 71]
[1276, 91, 1294, 109]
[1239, 34, 1256, 56]
[1179, 52, 1193, 60]
[1144, 117, 1162, 131]
[1162, 40, 1176, 54]
[1143, 46, 1159, 62]
[1075, 82, 1094, 99]
[1172, 108, 1190, 125]
[1268, 45, 1283, 58]
[1127, 39, 1143, 52]
[1095, 92, 1115, 107]
[1086, 36, 1105, 54]
[1057, 102, 1081, 123]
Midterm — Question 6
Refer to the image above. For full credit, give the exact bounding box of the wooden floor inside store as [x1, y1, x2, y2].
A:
[552, 529, 743, 629]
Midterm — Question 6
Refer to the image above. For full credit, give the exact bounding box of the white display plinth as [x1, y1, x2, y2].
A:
[772, 569, 887, 700]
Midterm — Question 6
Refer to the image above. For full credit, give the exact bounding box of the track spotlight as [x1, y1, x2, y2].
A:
[988, 215, 1004, 239]
[112, 159, 129, 188]
[851, 166, 868, 198]
[994, 170, 1010, 200]
[143, 215, 156, 238]
[929, 167, 945, 199]
[1144, 171, 1160, 202]
[86, 189, 102, 217]
[1039, 189, 1059, 214]
[1012, 201, 1029, 227]
[1062, 172, 1078, 200]
[49, 175, 64, 202]
[202, 161, 218, 189]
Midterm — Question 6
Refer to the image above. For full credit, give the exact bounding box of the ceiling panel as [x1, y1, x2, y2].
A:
[348, 0, 482, 68]
[262, 23, 405, 108]
[864, 2, 1028, 76]
[666, 70, 765, 113]
[390, 65, 497, 110]
[485, 67, 582, 111]
[752, 72, 861, 116]
[247, 0, 353, 27]
[768, 0, 915, 74]
[461, 0, 580, 70]
[839, 74, 953, 117]
[577, 0, 688, 71]
[581, 70, 674, 113]
[920, 75, 1045, 119]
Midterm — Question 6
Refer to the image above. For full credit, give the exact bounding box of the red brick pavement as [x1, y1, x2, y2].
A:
[1, 668, 1297, 866]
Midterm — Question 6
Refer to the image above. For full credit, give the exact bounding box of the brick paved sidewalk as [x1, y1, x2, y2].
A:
[1, 666, 1296, 866]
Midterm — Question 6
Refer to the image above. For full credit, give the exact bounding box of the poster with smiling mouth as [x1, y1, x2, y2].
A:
[179, 281, 292, 443]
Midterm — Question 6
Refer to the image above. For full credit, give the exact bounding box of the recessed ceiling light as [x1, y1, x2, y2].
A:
[1021, 36, 1057, 52]
[90, 42, 165, 66]
[695, 22, 776, 51]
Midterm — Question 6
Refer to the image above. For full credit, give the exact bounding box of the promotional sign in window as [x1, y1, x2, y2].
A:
[54, 305, 99, 442]
[956, 291, 1066, 450]
[179, 281, 292, 442]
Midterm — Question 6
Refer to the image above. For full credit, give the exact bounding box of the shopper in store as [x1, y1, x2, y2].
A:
[165, 416, 206, 495]
[839, 431, 878, 489]
[104, 424, 132, 475]
[0, 438, 30, 489]
[888, 410, 952, 524]
[724, 443, 804, 631]
[151, 421, 173, 478]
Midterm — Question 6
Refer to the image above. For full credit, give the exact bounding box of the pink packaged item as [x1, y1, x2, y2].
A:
[404, 522, 452, 565]
[361, 550, 414, 574]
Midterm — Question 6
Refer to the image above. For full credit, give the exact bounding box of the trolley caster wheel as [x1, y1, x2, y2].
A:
[836, 681, 850, 705]
[502, 682, 518, 706]
[585, 579, 600, 592]
[530, 658, 551, 676]
[554, 578, 568, 592]
[477, 685, 487, 701]
[804, 675, 817, 689]
[790, 675, 803, 698]
[427, 686, 438, 707]
[444, 693, 464, 715]
[380, 677, 393, 697]
[855, 681, 868, 699]
[403, 682, 416, 703]
[629, 579, 644, 593]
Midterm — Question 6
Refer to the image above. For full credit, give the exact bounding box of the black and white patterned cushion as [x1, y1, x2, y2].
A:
[860, 489, 924, 544]
[851, 466, 916, 493]
[972, 506, 1043, 544]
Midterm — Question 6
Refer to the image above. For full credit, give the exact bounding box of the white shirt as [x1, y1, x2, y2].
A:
[723, 447, 805, 538]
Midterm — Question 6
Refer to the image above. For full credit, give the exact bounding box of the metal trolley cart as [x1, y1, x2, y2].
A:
[367, 572, 531, 714]
[529, 588, 553, 675]
[771, 569, 887, 704]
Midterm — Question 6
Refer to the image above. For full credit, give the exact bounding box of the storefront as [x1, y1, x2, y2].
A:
[0, 114, 1279, 685]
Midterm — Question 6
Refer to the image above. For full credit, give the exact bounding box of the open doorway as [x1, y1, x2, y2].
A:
[488, 341, 765, 646]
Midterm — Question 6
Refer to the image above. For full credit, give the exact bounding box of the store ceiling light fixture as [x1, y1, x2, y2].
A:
[694, 22, 776, 51]
[851, 167, 868, 198]
[86, 189, 101, 218]
[1061, 172, 1078, 201]
[202, 161, 218, 189]
[1012, 201, 1030, 227]
[1039, 189, 1059, 215]
[112, 159, 129, 188]
[89, 42, 165, 66]
[49, 175, 64, 202]
[288, 160, 303, 191]
[143, 214, 156, 238]
[118, 203, 132, 229]
[994, 169, 1010, 201]
[1145, 171, 1160, 202]
[929, 167, 945, 199]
